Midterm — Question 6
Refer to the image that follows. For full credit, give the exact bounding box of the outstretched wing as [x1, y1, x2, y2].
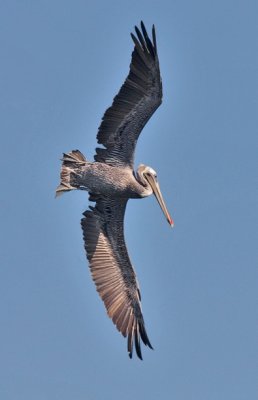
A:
[94, 21, 162, 169]
[81, 197, 153, 359]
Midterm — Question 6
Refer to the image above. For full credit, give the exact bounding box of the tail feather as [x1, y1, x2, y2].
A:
[56, 150, 86, 197]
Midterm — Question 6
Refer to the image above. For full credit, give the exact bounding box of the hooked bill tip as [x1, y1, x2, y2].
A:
[168, 217, 174, 227]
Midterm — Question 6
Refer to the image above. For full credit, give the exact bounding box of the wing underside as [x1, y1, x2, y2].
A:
[81, 197, 153, 359]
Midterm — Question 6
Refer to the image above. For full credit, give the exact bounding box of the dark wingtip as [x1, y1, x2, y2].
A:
[140, 20, 145, 31]
[127, 318, 153, 360]
[134, 325, 143, 360]
[139, 320, 153, 350]
[131, 21, 156, 59]
[135, 25, 147, 51]
[127, 330, 133, 359]
[152, 24, 157, 53]
[140, 21, 155, 58]
[130, 32, 139, 47]
[148, 340, 153, 350]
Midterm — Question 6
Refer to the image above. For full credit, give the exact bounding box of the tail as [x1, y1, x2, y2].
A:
[56, 150, 87, 197]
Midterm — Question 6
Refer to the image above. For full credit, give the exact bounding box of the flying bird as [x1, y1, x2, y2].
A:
[56, 21, 173, 359]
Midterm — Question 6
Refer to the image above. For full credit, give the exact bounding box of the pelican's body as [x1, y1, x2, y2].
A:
[56, 22, 173, 359]
[66, 161, 150, 198]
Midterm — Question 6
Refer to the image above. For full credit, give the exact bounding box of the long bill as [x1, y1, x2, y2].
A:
[145, 175, 174, 227]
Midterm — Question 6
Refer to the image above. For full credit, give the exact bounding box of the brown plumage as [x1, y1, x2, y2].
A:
[56, 22, 173, 360]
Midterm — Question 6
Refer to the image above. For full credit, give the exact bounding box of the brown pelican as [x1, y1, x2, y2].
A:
[56, 22, 173, 359]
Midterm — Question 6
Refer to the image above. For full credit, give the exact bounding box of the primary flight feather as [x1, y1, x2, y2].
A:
[56, 21, 173, 360]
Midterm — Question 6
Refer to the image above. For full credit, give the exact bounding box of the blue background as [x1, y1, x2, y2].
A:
[1, 1, 257, 399]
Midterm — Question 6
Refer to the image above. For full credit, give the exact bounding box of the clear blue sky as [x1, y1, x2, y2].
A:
[1, 0, 257, 399]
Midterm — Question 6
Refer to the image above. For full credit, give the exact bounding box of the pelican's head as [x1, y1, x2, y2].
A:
[137, 165, 174, 227]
